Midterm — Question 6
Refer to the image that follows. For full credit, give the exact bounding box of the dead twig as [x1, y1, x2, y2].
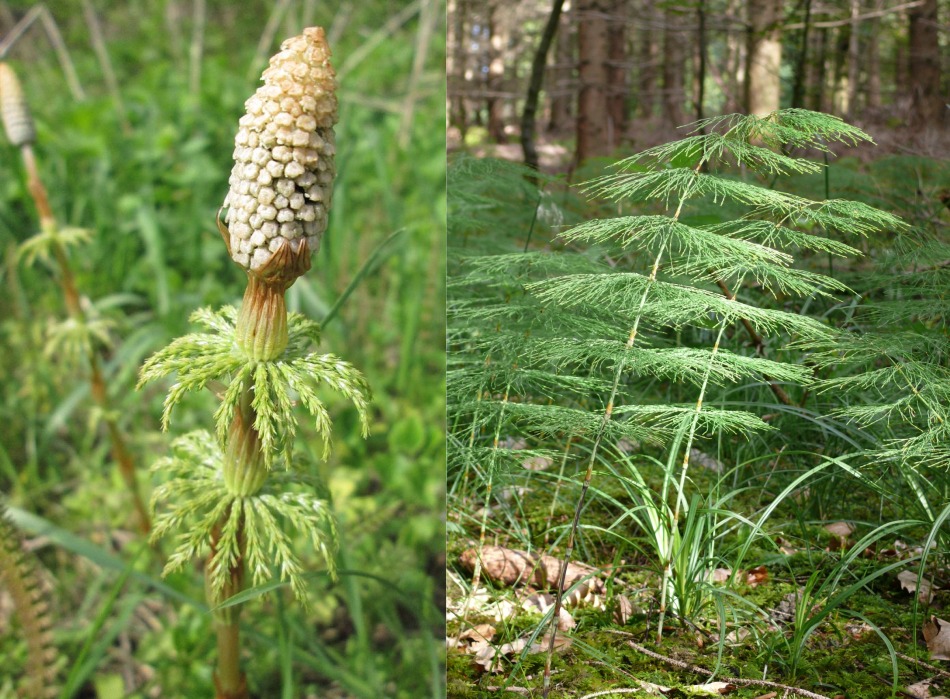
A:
[608, 633, 834, 699]
[895, 651, 950, 680]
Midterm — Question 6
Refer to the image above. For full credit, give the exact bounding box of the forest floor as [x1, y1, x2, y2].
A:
[446, 456, 950, 699]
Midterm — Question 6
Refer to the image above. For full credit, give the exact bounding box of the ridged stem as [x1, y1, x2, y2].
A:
[0, 511, 58, 698]
[209, 505, 248, 699]
[213, 266, 290, 696]
[222, 383, 267, 497]
[20, 143, 151, 534]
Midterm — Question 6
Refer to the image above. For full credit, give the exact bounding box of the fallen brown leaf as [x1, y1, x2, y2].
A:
[923, 616, 950, 661]
[907, 679, 933, 699]
[459, 547, 535, 587]
[458, 623, 495, 645]
[746, 565, 769, 587]
[472, 639, 498, 673]
[899, 569, 939, 604]
[612, 594, 634, 625]
[459, 545, 605, 595]
[475, 630, 573, 674]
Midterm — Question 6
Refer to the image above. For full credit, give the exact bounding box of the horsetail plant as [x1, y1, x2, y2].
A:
[0, 504, 58, 698]
[139, 28, 369, 698]
[448, 111, 905, 696]
[530, 111, 904, 693]
[1, 60, 151, 534]
[535, 110, 907, 694]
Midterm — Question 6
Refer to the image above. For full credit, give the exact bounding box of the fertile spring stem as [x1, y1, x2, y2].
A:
[213, 27, 338, 695]
[141, 29, 364, 695]
[1, 61, 151, 535]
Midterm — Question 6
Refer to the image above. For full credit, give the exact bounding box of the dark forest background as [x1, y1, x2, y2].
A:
[448, 0, 947, 166]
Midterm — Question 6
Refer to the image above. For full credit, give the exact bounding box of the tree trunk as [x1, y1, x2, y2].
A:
[846, 0, 861, 120]
[866, 0, 883, 111]
[791, 0, 812, 108]
[908, 0, 941, 126]
[662, 8, 684, 124]
[547, 5, 574, 133]
[448, 0, 468, 133]
[831, 25, 849, 115]
[745, 0, 782, 116]
[637, 0, 658, 118]
[695, 0, 706, 123]
[809, 27, 827, 112]
[724, 0, 743, 113]
[606, 0, 627, 141]
[523, 0, 566, 171]
[487, 0, 508, 142]
[575, 0, 611, 162]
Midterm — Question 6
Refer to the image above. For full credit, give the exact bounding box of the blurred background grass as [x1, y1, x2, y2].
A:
[0, 1, 445, 697]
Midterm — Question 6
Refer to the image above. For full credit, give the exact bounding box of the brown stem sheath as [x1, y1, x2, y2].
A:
[235, 274, 289, 361]
[233, 237, 311, 362]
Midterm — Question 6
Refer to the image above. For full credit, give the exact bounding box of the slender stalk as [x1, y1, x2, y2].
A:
[714, 277, 793, 406]
[542, 161, 705, 698]
[454, 351, 492, 510]
[210, 498, 249, 699]
[543, 435, 574, 546]
[656, 316, 730, 642]
[214, 621, 244, 698]
[459, 378, 511, 630]
[542, 246, 665, 698]
[19, 143, 150, 534]
[210, 290, 279, 696]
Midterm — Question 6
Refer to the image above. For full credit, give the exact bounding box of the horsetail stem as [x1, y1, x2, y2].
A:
[0, 507, 58, 699]
[141, 28, 366, 695]
[1, 60, 151, 535]
[212, 28, 339, 696]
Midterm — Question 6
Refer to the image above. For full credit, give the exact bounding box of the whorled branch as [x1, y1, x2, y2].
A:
[150, 431, 338, 605]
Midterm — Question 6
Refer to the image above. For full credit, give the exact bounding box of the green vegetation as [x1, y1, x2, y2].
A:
[447, 111, 950, 697]
[0, 3, 444, 698]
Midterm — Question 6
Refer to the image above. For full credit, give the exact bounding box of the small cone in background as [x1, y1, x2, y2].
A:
[0, 62, 36, 147]
[224, 27, 338, 278]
